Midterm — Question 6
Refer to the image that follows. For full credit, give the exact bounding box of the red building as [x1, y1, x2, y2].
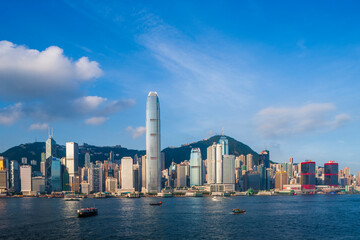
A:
[301, 161, 316, 194]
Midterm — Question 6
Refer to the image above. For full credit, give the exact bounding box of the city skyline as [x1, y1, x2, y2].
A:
[0, 1, 360, 173]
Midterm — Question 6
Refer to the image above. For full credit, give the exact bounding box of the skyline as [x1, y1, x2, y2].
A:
[1, 1, 360, 172]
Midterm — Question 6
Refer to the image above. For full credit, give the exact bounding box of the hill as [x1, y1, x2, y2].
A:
[1, 135, 258, 170]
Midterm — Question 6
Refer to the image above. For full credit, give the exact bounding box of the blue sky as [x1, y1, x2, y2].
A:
[0, 0, 359, 172]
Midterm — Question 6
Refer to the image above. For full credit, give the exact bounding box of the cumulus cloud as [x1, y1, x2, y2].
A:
[29, 123, 49, 131]
[85, 117, 108, 125]
[256, 103, 350, 138]
[126, 126, 146, 139]
[0, 40, 103, 100]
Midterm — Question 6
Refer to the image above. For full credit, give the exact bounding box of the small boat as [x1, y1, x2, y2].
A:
[77, 208, 98, 218]
[149, 201, 162, 206]
[64, 198, 80, 201]
[232, 209, 246, 214]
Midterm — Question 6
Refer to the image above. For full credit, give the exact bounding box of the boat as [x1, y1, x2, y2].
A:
[149, 201, 162, 206]
[77, 208, 98, 218]
[232, 209, 246, 214]
[64, 198, 80, 201]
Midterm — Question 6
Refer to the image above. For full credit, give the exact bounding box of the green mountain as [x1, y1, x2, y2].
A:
[162, 135, 258, 168]
[0, 135, 258, 170]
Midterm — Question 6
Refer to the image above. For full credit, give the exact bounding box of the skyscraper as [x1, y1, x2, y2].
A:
[146, 92, 161, 193]
[51, 157, 62, 192]
[45, 134, 56, 193]
[20, 165, 32, 193]
[206, 143, 217, 184]
[259, 150, 270, 168]
[66, 142, 79, 191]
[216, 144, 223, 184]
[223, 155, 235, 186]
[218, 136, 229, 155]
[85, 152, 91, 168]
[246, 154, 253, 171]
[190, 148, 203, 186]
[10, 160, 20, 193]
[324, 161, 338, 186]
[121, 157, 134, 190]
[301, 161, 316, 193]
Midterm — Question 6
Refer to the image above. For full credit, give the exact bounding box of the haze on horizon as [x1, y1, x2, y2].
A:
[0, 1, 359, 172]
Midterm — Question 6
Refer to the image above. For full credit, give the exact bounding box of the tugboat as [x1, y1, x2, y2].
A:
[149, 201, 162, 206]
[77, 208, 98, 218]
[232, 209, 246, 214]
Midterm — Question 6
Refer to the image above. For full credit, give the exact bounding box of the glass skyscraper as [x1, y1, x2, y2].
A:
[51, 157, 62, 192]
[146, 92, 161, 193]
[219, 136, 229, 155]
[190, 148, 203, 186]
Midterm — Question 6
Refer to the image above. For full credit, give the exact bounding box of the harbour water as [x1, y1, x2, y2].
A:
[1, 195, 359, 239]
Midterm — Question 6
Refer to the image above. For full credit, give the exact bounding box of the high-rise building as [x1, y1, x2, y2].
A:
[259, 165, 266, 190]
[176, 164, 187, 188]
[218, 136, 229, 155]
[190, 148, 203, 186]
[141, 155, 147, 192]
[244, 171, 260, 190]
[51, 157, 62, 192]
[10, 160, 20, 192]
[344, 167, 350, 178]
[301, 161, 316, 193]
[223, 155, 235, 190]
[66, 142, 79, 191]
[324, 161, 338, 186]
[275, 171, 288, 190]
[207, 143, 217, 184]
[259, 150, 270, 168]
[0, 156, 8, 191]
[85, 152, 91, 168]
[121, 157, 134, 191]
[20, 165, 32, 193]
[89, 161, 103, 193]
[216, 144, 223, 184]
[32, 176, 45, 193]
[289, 157, 294, 164]
[146, 92, 161, 193]
[246, 154, 253, 171]
[45, 134, 56, 193]
[106, 177, 118, 193]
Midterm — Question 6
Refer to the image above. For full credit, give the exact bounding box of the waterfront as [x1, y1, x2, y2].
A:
[1, 195, 360, 239]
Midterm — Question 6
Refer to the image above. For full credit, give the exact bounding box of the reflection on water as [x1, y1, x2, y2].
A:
[0, 195, 360, 239]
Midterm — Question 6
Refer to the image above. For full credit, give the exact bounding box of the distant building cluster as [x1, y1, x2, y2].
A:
[0, 92, 358, 197]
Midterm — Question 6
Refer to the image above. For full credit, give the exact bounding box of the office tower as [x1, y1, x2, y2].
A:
[223, 155, 235, 189]
[259, 150, 270, 168]
[190, 148, 203, 186]
[103, 160, 109, 180]
[344, 167, 350, 178]
[176, 164, 186, 188]
[21, 157, 27, 165]
[133, 162, 141, 191]
[216, 144, 223, 184]
[51, 157, 62, 192]
[141, 155, 147, 192]
[146, 92, 161, 193]
[168, 162, 176, 188]
[259, 165, 266, 190]
[45, 133, 56, 193]
[66, 142, 79, 191]
[85, 152, 91, 168]
[219, 135, 229, 155]
[32, 176, 45, 193]
[20, 165, 32, 193]
[275, 171, 288, 190]
[89, 161, 103, 193]
[301, 161, 316, 193]
[246, 154, 253, 171]
[121, 157, 134, 190]
[207, 143, 217, 184]
[106, 177, 118, 192]
[324, 161, 339, 186]
[10, 160, 20, 192]
[244, 171, 260, 190]
[289, 157, 294, 164]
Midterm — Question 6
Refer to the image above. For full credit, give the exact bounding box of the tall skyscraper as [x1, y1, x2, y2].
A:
[190, 148, 203, 186]
[45, 133, 56, 193]
[223, 155, 235, 186]
[85, 152, 91, 168]
[215, 144, 223, 184]
[146, 92, 161, 193]
[51, 157, 62, 192]
[301, 161, 316, 193]
[20, 165, 32, 193]
[66, 142, 79, 191]
[324, 161, 338, 186]
[218, 136, 229, 155]
[206, 143, 217, 184]
[121, 157, 134, 190]
[10, 160, 20, 192]
[259, 150, 270, 168]
[246, 154, 253, 171]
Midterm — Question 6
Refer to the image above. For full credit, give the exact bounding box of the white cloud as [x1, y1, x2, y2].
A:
[85, 117, 108, 125]
[126, 126, 146, 139]
[29, 123, 49, 131]
[256, 103, 350, 138]
[0, 103, 22, 125]
[0, 40, 103, 100]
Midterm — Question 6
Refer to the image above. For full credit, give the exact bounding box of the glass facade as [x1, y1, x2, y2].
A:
[146, 92, 161, 193]
[190, 148, 202, 186]
[324, 163, 338, 186]
[51, 157, 62, 192]
[301, 162, 315, 190]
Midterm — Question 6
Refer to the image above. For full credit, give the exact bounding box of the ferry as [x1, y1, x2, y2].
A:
[232, 209, 246, 214]
[77, 208, 98, 218]
[149, 201, 162, 206]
